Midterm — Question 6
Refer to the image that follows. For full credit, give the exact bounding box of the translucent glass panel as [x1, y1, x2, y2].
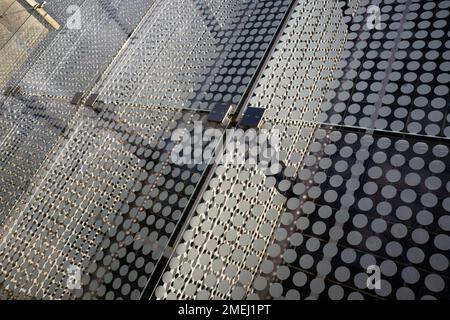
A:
[156, 119, 318, 299]
[0, 0, 89, 88]
[316, 0, 450, 138]
[157, 121, 450, 300]
[0, 95, 77, 223]
[0, 1, 49, 88]
[95, 0, 292, 110]
[156, 0, 450, 301]
[248, 0, 347, 121]
[0, 0, 30, 47]
[245, 125, 450, 300]
[1, 0, 450, 302]
[17, 0, 156, 98]
[0, 103, 221, 299]
[40, 0, 86, 24]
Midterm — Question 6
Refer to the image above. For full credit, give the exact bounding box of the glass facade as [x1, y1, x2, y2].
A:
[0, 0, 449, 300]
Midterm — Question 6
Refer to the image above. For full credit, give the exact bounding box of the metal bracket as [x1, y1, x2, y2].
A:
[85, 93, 99, 107]
[70, 92, 84, 105]
[3, 86, 13, 96]
[5, 86, 21, 96]
[207, 103, 233, 124]
[238, 107, 265, 128]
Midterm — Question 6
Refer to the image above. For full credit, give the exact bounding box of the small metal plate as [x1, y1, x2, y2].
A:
[208, 103, 232, 123]
[70, 92, 84, 105]
[85, 93, 99, 107]
[10, 86, 21, 96]
[4, 86, 13, 96]
[239, 107, 265, 128]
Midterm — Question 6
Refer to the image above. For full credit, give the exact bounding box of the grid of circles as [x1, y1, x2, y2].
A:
[338, 132, 450, 299]
[96, 0, 292, 110]
[247, 125, 450, 300]
[315, 0, 373, 126]
[247, 0, 348, 121]
[242, 126, 366, 299]
[155, 120, 318, 299]
[0, 103, 215, 299]
[1, 0, 449, 303]
[17, 0, 155, 98]
[0, 116, 139, 299]
[77, 106, 213, 300]
[0, 95, 77, 224]
[39, 0, 87, 24]
[96, 0, 225, 108]
[0, 0, 49, 88]
[2, 0, 87, 90]
[346, 0, 362, 15]
[316, 0, 450, 138]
